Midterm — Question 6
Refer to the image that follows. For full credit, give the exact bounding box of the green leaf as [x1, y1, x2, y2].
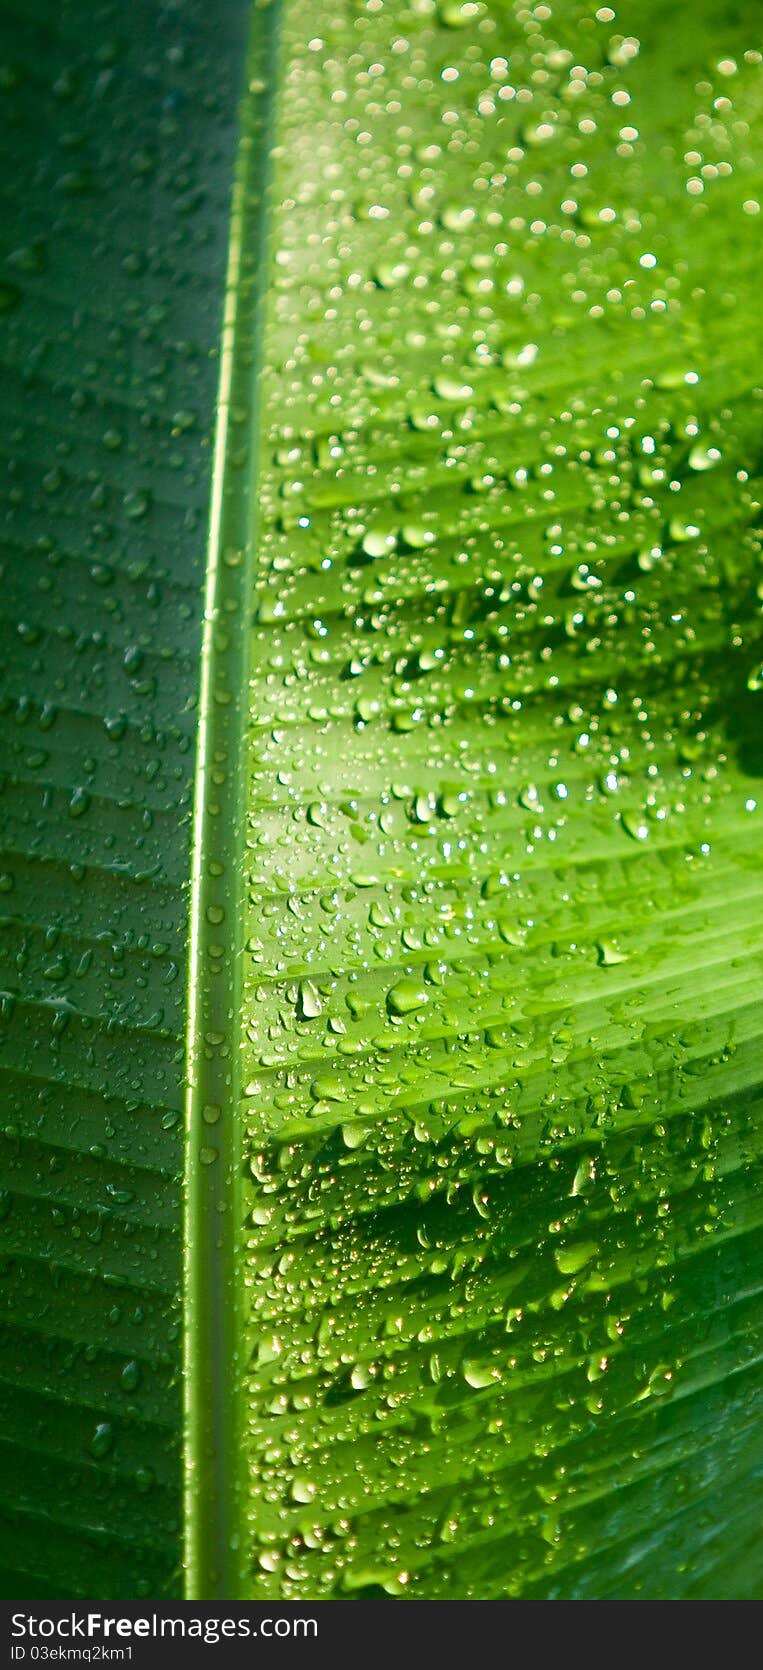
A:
[0, 0, 250, 1599]
[2, 0, 763, 1604]
[228, 0, 763, 1602]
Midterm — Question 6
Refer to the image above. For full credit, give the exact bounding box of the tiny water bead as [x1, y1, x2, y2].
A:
[361, 529, 397, 560]
[386, 978, 430, 1017]
[89, 1423, 114, 1460]
[123, 490, 150, 520]
[121, 1359, 142, 1392]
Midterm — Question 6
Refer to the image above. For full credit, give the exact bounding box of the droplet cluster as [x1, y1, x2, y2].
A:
[240, 0, 763, 1599]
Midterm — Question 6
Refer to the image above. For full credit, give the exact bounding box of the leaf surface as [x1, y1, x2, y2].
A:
[228, 0, 763, 1601]
[1, 0, 761, 1604]
[0, 0, 249, 1599]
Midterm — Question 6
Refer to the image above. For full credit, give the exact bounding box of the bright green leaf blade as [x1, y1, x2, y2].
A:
[219, 0, 762, 1600]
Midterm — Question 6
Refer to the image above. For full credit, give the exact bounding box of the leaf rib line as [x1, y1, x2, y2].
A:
[182, 2, 282, 1603]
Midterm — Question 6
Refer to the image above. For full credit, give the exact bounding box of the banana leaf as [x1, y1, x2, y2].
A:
[1, 0, 762, 1603]
[0, 0, 249, 1599]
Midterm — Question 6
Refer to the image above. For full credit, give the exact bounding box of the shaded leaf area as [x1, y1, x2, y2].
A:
[239, 0, 763, 1598]
[0, 0, 248, 1598]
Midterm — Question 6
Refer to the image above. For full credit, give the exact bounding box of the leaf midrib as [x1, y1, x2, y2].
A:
[183, 0, 283, 1601]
